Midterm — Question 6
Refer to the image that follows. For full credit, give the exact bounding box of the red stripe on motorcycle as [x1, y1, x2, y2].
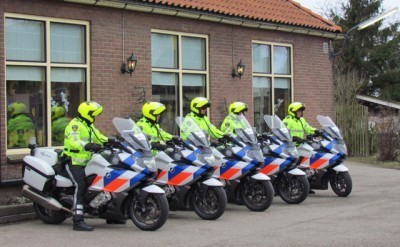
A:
[104, 178, 127, 192]
[168, 172, 191, 185]
[157, 170, 167, 180]
[299, 157, 309, 166]
[309, 158, 328, 169]
[260, 164, 279, 175]
[91, 175, 103, 186]
[220, 168, 240, 180]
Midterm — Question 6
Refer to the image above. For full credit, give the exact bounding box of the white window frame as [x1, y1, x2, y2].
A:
[151, 29, 209, 117]
[4, 13, 91, 155]
[252, 41, 294, 115]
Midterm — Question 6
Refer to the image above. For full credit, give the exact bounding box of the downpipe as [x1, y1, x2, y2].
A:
[22, 185, 72, 214]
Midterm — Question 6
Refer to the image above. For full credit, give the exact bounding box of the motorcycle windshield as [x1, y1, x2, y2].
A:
[112, 117, 151, 151]
[176, 116, 210, 148]
[263, 115, 291, 142]
[316, 115, 343, 140]
[233, 115, 258, 145]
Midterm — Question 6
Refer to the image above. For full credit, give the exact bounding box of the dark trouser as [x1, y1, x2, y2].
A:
[65, 163, 87, 222]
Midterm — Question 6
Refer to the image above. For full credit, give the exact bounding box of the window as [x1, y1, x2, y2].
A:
[252, 42, 292, 132]
[5, 14, 89, 151]
[151, 31, 208, 134]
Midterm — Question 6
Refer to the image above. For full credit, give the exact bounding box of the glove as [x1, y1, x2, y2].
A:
[151, 142, 166, 150]
[222, 134, 232, 140]
[104, 137, 117, 147]
[314, 129, 322, 135]
[84, 143, 102, 152]
[171, 135, 182, 144]
[292, 136, 303, 143]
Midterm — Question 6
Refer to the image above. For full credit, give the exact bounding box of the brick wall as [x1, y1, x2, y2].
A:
[0, 0, 334, 180]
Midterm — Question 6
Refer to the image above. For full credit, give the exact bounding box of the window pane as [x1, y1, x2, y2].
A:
[51, 23, 85, 63]
[274, 46, 291, 75]
[6, 66, 46, 149]
[253, 76, 271, 132]
[51, 68, 86, 146]
[274, 78, 291, 119]
[252, 44, 271, 73]
[182, 74, 206, 116]
[151, 33, 178, 69]
[152, 72, 178, 135]
[182, 37, 205, 70]
[6, 18, 45, 62]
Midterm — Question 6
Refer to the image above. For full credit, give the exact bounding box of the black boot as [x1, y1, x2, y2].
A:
[309, 190, 316, 194]
[73, 221, 94, 231]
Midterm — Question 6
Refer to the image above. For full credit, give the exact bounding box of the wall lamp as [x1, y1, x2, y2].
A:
[232, 59, 245, 78]
[121, 53, 137, 76]
[330, 7, 399, 60]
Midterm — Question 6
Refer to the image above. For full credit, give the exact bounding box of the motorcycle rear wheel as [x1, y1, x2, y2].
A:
[277, 175, 310, 204]
[128, 193, 169, 231]
[33, 202, 67, 224]
[241, 180, 274, 211]
[191, 186, 227, 220]
[330, 171, 352, 197]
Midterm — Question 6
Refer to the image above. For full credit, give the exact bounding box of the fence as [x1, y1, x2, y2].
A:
[335, 104, 370, 156]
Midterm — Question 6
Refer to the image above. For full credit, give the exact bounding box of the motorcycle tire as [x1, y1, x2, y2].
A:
[191, 186, 227, 220]
[241, 180, 274, 211]
[128, 192, 169, 231]
[33, 202, 67, 224]
[330, 171, 352, 197]
[277, 175, 310, 204]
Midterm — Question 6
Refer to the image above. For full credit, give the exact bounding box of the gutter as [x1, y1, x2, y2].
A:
[64, 0, 344, 40]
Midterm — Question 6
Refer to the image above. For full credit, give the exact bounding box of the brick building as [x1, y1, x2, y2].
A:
[0, 0, 342, 182]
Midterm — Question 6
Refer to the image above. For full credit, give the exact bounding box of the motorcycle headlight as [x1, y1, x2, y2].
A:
[144, 158, 157, 172]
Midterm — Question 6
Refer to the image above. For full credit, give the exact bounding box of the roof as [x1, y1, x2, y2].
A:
[142, 0, 342, 33]
[356, 95, 400, 110]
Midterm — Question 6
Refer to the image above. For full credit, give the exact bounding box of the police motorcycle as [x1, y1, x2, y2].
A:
[296, 115, 352, 197]
[22, 117, 169, 231]
[211, 114, 274, 211]
[260, 115, 309, 204]
[150, 116, 227, 220]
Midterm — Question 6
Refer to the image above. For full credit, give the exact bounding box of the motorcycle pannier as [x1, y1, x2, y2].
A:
[23, 156, 55, 191]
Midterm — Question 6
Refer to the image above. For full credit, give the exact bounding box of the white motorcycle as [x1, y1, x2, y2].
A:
[297, 115, 352, 197]
[22, 118, 169, 231]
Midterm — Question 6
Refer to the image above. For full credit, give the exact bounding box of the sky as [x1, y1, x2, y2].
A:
[293, 0, 400, 25]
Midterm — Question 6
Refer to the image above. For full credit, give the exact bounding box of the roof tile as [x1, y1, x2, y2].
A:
[141, 0, 341, 32]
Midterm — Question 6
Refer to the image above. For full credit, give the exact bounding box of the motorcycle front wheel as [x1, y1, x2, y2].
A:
[241, 180, 274, 211]
[128, 192, 169, 231]
[277, 175, 310, 204]
[191, 185, 227, 220]
[330, 171, 352, 197]
[33, 202, 67, 224]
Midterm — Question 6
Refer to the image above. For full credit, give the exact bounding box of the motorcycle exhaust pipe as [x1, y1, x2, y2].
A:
[22, 185, 72, 214]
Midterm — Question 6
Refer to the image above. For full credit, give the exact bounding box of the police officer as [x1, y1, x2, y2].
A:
[282, 102, 316, 143]
[182, 97, 224, 140]
[221, 102, 248, 135]
[7, 102, 35, 148]
[51, 106, 69, 146]
[63, 101, 108, 231]
[283, 102, 319, 194]
[136, 102, 173, 150]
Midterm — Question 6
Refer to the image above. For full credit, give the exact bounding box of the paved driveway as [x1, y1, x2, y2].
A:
[1, 161, 399, 247]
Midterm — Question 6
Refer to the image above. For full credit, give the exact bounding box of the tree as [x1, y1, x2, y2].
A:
[330, 0, 400, 101]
